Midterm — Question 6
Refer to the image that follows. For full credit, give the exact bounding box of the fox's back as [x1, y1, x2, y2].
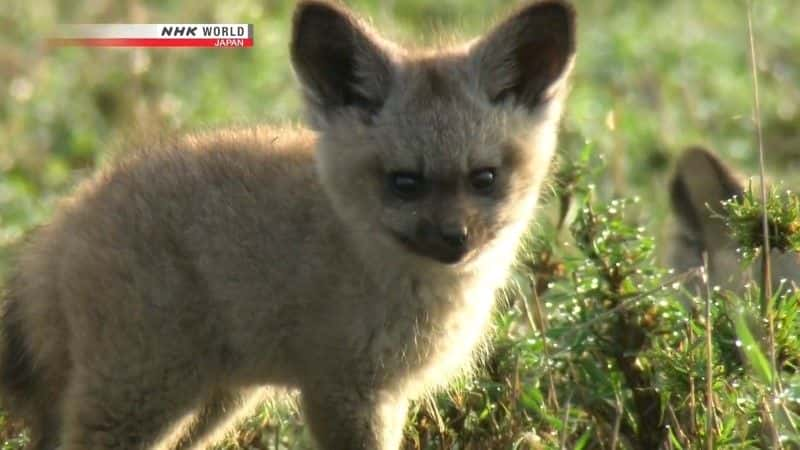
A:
[14, 125, 363, 384]
[62, 125, 325, 252]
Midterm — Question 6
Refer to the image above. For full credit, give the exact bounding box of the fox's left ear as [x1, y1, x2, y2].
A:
[291, 1, 394, 122]
[472, 1, 576, 111]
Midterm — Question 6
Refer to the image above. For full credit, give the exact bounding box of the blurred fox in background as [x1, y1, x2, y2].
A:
[669, 146, 800, 293]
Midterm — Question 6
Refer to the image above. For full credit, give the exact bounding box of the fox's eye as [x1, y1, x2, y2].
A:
[469, 168, 496, 192]
[389, 171, 426, 200]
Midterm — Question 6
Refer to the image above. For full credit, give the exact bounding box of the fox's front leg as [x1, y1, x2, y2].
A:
[300, 381, 409, 450]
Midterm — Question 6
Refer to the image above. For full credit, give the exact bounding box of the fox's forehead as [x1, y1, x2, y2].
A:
[373, 62, 510, 173]
[402, 56, 471, 101]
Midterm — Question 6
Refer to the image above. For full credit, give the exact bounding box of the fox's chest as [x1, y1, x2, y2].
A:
[367, 272, 502, 395]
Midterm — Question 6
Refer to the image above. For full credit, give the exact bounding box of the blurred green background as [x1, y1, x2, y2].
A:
[1, 0, 799, 447]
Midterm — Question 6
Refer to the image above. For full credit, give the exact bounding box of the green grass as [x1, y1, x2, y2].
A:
[2, 0, 800, 448]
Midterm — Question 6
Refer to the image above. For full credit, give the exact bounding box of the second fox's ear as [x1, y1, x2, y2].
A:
[472, 1, 576, 111]
[291, 1, 394, 120]
[669, 146, 745, 251]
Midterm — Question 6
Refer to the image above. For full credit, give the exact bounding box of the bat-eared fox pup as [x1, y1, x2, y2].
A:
[0, 1, 576, 448]
[669, 146, 800, 293]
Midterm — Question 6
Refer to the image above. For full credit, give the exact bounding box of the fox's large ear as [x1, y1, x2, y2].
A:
[471, 1, 576, 111]
[669, 146, 745, 251]
[291, 1, 394, 120]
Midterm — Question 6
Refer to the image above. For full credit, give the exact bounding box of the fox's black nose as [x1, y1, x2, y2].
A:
[439, 224, 468, 249]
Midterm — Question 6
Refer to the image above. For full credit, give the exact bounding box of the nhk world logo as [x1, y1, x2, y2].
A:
[48, 24, 253, 48]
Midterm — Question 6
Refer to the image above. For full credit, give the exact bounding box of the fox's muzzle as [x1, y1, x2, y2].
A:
[392, 219, 471, 264]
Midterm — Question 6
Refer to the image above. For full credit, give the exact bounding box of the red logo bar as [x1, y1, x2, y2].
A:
[47, 37, 253, 48]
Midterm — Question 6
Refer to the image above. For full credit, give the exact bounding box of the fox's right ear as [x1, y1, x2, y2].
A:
[291, 1, 394, 122]
[471, 0, 576, 112]
[669, 146, 745, 251]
